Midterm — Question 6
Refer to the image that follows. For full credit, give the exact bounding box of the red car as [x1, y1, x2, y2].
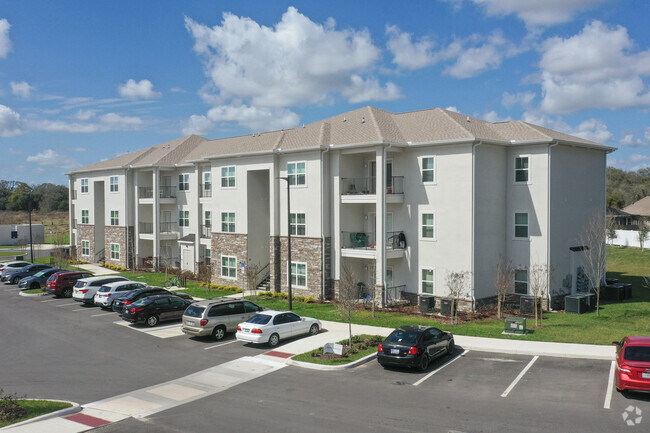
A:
[613, 336, 650, 392]
[46, 271, 94, 298]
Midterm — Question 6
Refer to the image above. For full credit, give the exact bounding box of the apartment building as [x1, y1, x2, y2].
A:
[67, 106, 613, 307]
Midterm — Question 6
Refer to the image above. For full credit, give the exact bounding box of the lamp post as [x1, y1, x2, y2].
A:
[279, 176, 292, 311]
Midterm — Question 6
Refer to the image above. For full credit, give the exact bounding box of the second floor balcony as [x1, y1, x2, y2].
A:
[341, 176, 404, 204]
[138, 221, 178, 240]
[138, 186, 177, 202]
[341, 230, 406, 259]
[200, 184, 212, 198]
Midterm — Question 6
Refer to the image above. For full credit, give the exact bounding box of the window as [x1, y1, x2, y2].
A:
[10, 231, 17, 239]
[110, 176, 119, 192]
[291, 262, 307, 287]
[81, 179, 89, 193]
[515, 270, 528, 294]
[221, 166, 235, 188]
[81, 240, 90, 256]
[178, 174, 190, 191]
[290, 213, 306, 236]
[422, 157, 435, 183]
[421, 213, 435, 239]
[221, 212, 235, 232]
[515, 156, 529, 182]
[179, 210, 190, 227]
[81, 209, 89, 224]
[421, 269, 434, 294]
[110, 210, 119, 226]
[515, 212, 528, 238]
[204, 172, 211, 190]
[110, 243, 120, 260]
[204, 248, 211, 266]
[221, 255, 237, 279]
[204, 211, 211, 228]
[288, 162, 306, 186]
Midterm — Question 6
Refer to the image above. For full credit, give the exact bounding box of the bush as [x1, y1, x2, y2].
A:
[0, 389, 27, 423]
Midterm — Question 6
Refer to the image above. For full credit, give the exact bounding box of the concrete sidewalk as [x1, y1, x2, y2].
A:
[74, 264, 120, 276]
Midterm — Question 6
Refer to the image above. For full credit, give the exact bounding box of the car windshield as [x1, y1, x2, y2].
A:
[385, 330, 419, 345]
[184, 305, 205, 318]
[34, 270, 49, 277]
[247, 314, 272, 325]
[624, 346, 650, 362]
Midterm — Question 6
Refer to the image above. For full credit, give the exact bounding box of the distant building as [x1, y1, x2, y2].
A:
[0, 224, 45, 246]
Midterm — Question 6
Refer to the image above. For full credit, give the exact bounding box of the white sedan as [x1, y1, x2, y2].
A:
[236, 310, 321, 347]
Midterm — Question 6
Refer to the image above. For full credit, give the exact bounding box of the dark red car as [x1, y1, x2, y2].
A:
[613, 336, 650, 392]
[46, 271, 94, 298]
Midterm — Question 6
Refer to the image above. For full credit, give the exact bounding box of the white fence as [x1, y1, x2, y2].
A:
[610, 229, 648, 248]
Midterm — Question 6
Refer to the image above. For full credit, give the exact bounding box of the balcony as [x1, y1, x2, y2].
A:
[138, 221, 178, 240]
[138, 186, 154, 199]
[341, 231, 406, 259]
[200, 224, 212, 239]
[138, 186, 177, 204]
[341, 176, 404, 204]
[159, 186, 177, 199]
[200, 184, 212, 198]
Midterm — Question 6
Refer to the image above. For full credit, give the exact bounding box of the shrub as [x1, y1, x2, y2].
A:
[0, 389, 27, 423]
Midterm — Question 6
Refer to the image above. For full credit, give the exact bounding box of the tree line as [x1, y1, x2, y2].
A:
[607, 167, 650, 209]
[0, 180, 69, 212]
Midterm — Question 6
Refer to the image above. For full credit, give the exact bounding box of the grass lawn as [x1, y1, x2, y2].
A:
[293, 335, 384, 365]
[0, 400, 72, 428]
[22, 288, 44, 295]
[177, 287, 239, 299]
[0, 250, 22, 257]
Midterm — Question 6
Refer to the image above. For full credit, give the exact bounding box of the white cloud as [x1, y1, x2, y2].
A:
[0, 19, 11, 58]
[522, 110, 613, 144]
[468, 0, 606, 28]
[73, 147, 86, 152]
[31, 112, 143, 133]
[206, 104, 300, 132]
[170, 87, 186, 93]
[26, 149, 79, 170]
[608, 154, 650, 171]
[502, 91, 536, 109]
[73, 109, 96, 120]
[185, 7, 399, 130]
[99, 113, 143, 128]
[619, 128, 650, 148]
[386, 25, 437, 69]
[445, 106, 459, 112]
[10, 81, 35, 98]
[118, 79, 162, 99]
[482, 110, 511, 122]
[0, 104, 23, 136]
[181, 114, 213, 136]
[539, 21, 650, 114]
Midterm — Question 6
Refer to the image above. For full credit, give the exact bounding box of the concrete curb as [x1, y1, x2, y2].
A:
[0, 400, 80, 430]
[288, 352, 378, 371]
[18, 291, 48, 298]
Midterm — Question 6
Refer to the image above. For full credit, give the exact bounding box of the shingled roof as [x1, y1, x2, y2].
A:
[67, 106, 614, 175]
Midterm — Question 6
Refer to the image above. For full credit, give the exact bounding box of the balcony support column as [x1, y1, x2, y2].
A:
[375, 146, 386, 307]
[194, 163, 201, 274]
[153, 167, 160, 270]
[134, 170, 140, 265]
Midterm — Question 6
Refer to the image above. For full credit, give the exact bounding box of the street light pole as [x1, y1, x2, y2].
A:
[279, 176, 292, 311]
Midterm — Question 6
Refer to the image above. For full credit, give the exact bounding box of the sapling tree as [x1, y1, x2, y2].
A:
[446, 270, 470, 325]
[528, 263, 552, 327]
[338, 265, 358, 348]
[579, 213, 608, 317]
[638, 218, 649, 251]
[494, 257, 515, 319]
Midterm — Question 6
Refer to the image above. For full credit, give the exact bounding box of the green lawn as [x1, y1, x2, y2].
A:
[0, 400, 72, 428]
[0, 250, 22, 257]
[293, 335, 384, 365]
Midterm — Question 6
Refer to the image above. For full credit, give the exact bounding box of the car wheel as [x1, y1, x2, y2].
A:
[418, 354, 430, 371]
[212, 325, 226, 341]
[447, 338, 455, 356]
[309, 324, 319, 336]
[63, 288, 73, 298]
[11, 276, 19, 284]
[146, 315, 159, 327]
[268, 333, 280, 347]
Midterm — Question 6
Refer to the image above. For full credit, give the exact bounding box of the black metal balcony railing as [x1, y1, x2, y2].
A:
[159, 186, 176, 199]
[160, 221, 177, 233]
[341, 176, 404, 195]
[139, 222, 153, 234]
[200, 184, 212, 198]
[386, 285, 406, 304]
[341, 231, 406, 250]
[200, 224, 211, 239]
[138, 186, 154, 199]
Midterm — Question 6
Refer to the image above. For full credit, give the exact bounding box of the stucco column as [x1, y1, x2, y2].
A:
[153, 168, 160, 269]
[194, 163, 201, 273]
[332, 150, 341, 282]
[375, 146, 386, 306]
[133, 170, 139, 267]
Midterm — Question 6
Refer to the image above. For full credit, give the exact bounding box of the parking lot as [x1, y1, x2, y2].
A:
[3, 284, 650, 432]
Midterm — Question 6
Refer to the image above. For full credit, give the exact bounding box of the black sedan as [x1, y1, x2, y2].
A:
[112, 287, 192, 314]
[18, 268, 66, 290]
[121, 294, 192, 327]
[377, 325, 455, 371]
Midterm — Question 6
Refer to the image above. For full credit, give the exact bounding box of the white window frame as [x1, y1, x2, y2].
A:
[515, 269, 528, 294]
[287, 161, 306, 187]
[203, 172, 212, 190]
[110, 210, 119, 226]
[421, 156, 435, 184]
[420, 211, 436, 241]
[221, 212, 235, 233]
[420, 268, 435, 295]
[290, 212, 306, 236]
[221, 255, 237, 279]
[290, 262, 307, 288]
[204, 248, 211, 266]
[178, 174, 190, 191]
[514, 211, 529, 239]
[179, 210, 190, 227]
[204, 210, 212, 228]
[109, 176, 119, 192]
[81, 209, 89, 224]
[221, 166, 236, 188]
[110, 243, 120, 260]
[80, 179, 89, 194]
[81, 240, 90, 256]
[515, 155, 530, 184]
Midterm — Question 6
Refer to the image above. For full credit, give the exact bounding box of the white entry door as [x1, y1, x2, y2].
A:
[181, 245, 194, 272]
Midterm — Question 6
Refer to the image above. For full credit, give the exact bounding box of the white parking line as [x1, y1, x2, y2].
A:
[55, 302, 78, 307]
[41, 299, 62, 302]
[73, 308, 91, 312]
[413, 350, 470, 387]
[604, 360, 616, 409]
[142, 324, 182, 333]
[204, 340, 238, 350]
[92, 312, 116, 317]
[501, 355, 538, 397]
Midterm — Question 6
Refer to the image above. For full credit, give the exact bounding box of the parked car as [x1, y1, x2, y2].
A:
[121, 294, 193, 327]
[235, 310, 321, 347]
[182, 298, 263, 340]
[613, 336, 650, 392]
[93, 281, 147, 309]
[2, 264, 53, 285]
[72, 276, 129, 305]
[18, 268, 66, 290]
[46, 271, 94, 297]
[0, 260, 31, 273]
[377, 325, 455, 371]
[112, 287, 193, 314]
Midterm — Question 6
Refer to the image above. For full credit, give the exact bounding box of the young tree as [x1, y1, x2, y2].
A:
[243, 262, 261, 297]
[528, 263, 552, 327]
[579, 213, 608, 317]
[494, 257, 515, 319]
[606, 219, 617, 245]
[446, 270, 470, 325]
[638, 218, 649, 251]
[338, 265, 358, 348]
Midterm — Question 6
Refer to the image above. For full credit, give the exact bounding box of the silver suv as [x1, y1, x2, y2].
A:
[182, 298, 263, 340]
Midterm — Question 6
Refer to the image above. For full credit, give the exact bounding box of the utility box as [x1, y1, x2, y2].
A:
[565, 295, 588, 314]
[439, 298, 455, 316]
[520, 295, 536, 316]
[505, 317, 526, 335]
[419, 295, 435, 313]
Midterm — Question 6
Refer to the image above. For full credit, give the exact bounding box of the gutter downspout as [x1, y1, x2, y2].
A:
[321, 144, 331, 300]
[471, 140, 483, 312]
[546, 141, 559, 311]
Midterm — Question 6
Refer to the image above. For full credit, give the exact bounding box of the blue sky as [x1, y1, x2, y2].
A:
[1, 0, 649, 185]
